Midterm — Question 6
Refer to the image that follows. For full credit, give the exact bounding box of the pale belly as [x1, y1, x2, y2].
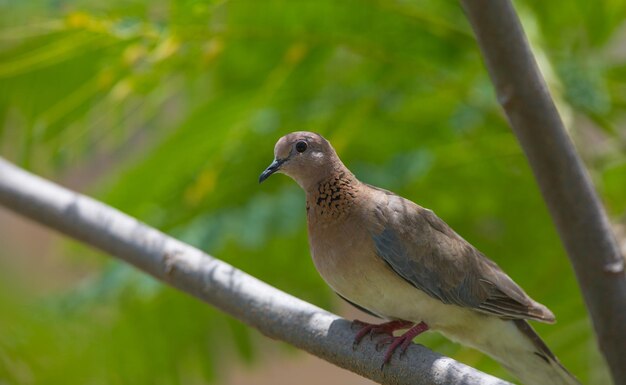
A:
[308, 221, 481, 336]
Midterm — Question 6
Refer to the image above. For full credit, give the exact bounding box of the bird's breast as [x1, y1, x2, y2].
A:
[307, 216, 373, 286]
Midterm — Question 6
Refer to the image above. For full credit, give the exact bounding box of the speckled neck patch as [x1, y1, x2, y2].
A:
[307, 171, 357, 219]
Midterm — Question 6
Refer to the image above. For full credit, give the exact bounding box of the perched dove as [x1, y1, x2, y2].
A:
[260, 131, 579, 385]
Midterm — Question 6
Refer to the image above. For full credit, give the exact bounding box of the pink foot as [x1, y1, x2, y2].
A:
[352, 319, 413, 349]
[379, 321, 429, 366]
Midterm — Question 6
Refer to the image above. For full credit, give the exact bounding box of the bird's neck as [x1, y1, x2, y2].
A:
[305, 169, 359, 221]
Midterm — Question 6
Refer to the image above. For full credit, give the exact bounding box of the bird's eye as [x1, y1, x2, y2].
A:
[295, 141, 308, 153]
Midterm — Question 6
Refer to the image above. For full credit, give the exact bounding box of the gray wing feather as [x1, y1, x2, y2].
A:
[371, 193, 554, 323]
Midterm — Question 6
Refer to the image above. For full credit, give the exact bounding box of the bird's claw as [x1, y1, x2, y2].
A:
[352, 320, 387, 348]
[375, 336, 394, 351]
[351, 319, 413, 350]
[351, 320, 368, 331]
[381, 321, 429, 367]
[351, 320, 428, 367]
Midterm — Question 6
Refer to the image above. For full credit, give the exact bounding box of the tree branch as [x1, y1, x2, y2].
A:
[0, 158, 510, 385]
[459, 1, 626, 383]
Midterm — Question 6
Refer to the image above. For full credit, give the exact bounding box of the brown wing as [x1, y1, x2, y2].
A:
[370, 191, 555, 323]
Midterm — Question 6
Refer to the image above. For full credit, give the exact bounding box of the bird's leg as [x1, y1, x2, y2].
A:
[377, 321, 429, 366]
[352, 319, 414, 349]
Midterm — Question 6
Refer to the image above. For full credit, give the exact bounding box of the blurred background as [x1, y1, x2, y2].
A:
[1, 0, 625, 384]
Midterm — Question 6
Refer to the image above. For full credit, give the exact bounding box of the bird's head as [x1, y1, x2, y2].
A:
[259, 131, 343, 189]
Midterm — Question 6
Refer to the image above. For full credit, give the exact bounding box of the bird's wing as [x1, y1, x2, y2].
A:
[369, 191, 554, 323]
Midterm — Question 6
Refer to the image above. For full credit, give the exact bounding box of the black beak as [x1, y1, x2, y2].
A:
[259, 158, 285, 183]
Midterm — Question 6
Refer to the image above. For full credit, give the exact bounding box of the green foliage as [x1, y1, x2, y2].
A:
[1, 0, 625, 384]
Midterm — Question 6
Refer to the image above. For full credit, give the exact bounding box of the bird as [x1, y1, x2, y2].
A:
[259, 131, 580, 385]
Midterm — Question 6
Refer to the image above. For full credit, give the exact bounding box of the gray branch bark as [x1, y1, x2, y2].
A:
[0, 158, 510, 385]
[460, 1, 626, 383]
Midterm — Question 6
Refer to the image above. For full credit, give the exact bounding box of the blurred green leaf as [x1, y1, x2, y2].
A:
[1, 0, 625, 384]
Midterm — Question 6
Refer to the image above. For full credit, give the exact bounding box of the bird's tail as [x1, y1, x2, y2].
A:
[487, 319, 580, 385]
[505, 320, 580, 385]
[448, 318, 580, 385]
